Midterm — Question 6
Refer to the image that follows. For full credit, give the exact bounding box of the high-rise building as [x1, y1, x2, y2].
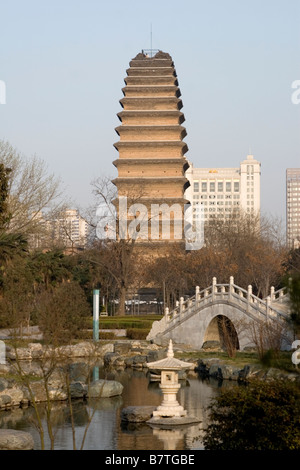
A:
[31, 209, 90, 251]
[112, 50, 190, 253]
[53, 209, 90, 250]
[185, 154, 261, 226]
[286, 168, 300, 249]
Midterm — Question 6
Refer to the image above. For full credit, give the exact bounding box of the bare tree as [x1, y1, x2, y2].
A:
[88, 176, 151, 315]
[0, 139, 66, 242]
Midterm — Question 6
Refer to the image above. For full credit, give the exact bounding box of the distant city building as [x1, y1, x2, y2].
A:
[30, 209, 90, 251]
[185, 154, 261, 226]
[286, 168, 300, 249]
[52, 209, 90, 250]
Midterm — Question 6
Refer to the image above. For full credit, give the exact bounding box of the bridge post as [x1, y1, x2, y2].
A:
[195, 286, 200, 306]
[270, 286, 275, 302]
[179, 297, 184, 319]
[247, 285, 252, 311]
[229, 276, 234, 300]
[279, 290, 284, 302]
[212, 277, 217, 301]
[266, 296, 270, 320]
[221, 285, 225, 299]
[165, 307, 169, 323]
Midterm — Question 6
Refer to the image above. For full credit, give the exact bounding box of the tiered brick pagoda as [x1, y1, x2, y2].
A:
[113, 50, 190, 253]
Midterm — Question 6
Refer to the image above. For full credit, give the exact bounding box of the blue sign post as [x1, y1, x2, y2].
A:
[93, 289, 100, 342]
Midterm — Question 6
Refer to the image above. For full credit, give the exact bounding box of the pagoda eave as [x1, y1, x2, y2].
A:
[112, 158, 189, 167]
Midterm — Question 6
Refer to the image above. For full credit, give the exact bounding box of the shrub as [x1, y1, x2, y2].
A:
[126, 328, 150, 340]
[36, 281, 91, 345]
[203, 379, 300, 450]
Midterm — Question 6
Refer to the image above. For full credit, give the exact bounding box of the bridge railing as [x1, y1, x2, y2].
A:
[163, 277, 289, 330]
[269, 285, 288, 303]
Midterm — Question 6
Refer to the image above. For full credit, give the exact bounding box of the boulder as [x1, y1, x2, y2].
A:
[69, 381, 87, 398]
[219, 364, 241, 381]
[0, 387, 25, 407]
[121, 406, 156, 423]
[0, 429, 34, 450]
[208, 364, 222, 380]
[104, 352, 120, 367]
[239, 364, 266, 381]
[202, 341, 221, 350]
[131, 355, 147, 369]
[88, 379, 123, 398]
[0, 378, 9, 392]
[0, 395, 12, 408]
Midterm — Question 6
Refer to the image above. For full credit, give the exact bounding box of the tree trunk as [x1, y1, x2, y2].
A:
[118, 286, 127, 316]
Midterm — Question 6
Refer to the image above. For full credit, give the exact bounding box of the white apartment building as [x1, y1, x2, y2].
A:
[54, 209, 90, 249]
[185, 154, 261, 226]
[30, 209, 90, 250]
[286, 168, 300, 249]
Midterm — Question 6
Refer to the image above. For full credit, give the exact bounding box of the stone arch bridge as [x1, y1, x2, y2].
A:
[147, 277, 293, 351]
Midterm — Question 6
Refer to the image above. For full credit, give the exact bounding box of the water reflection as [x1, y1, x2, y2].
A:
[0, 367, 230, 450]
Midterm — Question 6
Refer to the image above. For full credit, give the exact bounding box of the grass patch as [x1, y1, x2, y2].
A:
[87, 315, 162, 330]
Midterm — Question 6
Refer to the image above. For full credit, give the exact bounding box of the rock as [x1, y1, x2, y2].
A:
[104, 352, 120, 367]
[57, 342, 96, 358]
[124, 356, 135, 367]
[131, 355, 147, 369]
[69, 382, 87, 398]
[0, 429, 34, 450]
[0, 387, 25, 407]
[146, 349, 165, 363]
[209, 364, 222, 380]
[202, 341, 221, 350]
[28, 343, 43, 359]
[88, 379, 123, 398]
[114, 343, 132, 355]
[219, 364, 241, 381]
[98, 343, 114, 355]
[0, 395, 12, 408]
[0, 364, 10, 374]
[239, 364, 266, 381]
[0, 378, 9, 392]
[121, 406, 156, 423]
[195, 359, 209, 376]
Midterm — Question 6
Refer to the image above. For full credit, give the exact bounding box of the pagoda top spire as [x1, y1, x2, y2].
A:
[133, 50, 172, 60]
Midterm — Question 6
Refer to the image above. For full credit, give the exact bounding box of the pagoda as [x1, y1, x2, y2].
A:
[112, 50, 190, 253]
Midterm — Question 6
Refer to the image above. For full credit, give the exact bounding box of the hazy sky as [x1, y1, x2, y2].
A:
[1, 0, 299, 222]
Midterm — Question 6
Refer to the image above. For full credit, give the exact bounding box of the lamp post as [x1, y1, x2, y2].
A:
[93, 289, 100, 342]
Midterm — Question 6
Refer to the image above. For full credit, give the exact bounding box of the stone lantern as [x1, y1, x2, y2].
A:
[147, 340, 197, 421]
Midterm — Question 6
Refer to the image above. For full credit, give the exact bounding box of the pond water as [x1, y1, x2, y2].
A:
[0, 367, 234, 451]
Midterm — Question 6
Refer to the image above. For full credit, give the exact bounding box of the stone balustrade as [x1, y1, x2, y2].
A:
[147, 277, 290, 342]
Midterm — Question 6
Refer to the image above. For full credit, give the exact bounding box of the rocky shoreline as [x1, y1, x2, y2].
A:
[0, 339, 299, 449]
[0, 340, 167, 412]
[1, 340, 299, 412]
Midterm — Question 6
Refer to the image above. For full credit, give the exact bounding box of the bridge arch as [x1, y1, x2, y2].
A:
[151, 302, 256, 350]
[203, 314, 239, 351]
